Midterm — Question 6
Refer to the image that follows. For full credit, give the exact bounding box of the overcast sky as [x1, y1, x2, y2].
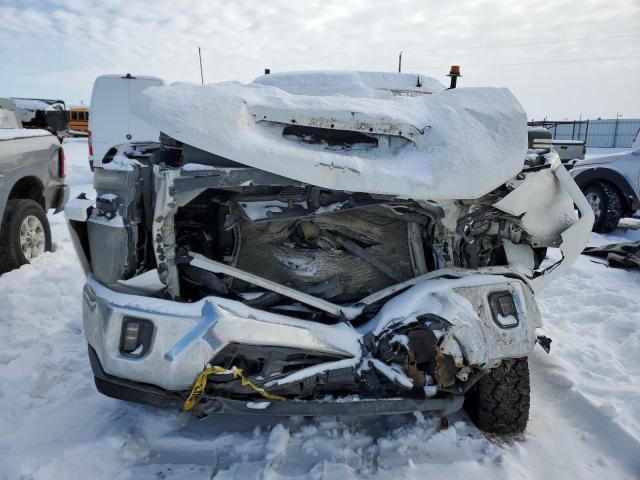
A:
[1, 0, 639, 119]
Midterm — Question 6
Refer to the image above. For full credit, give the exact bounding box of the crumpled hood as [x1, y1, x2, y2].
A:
[132, 80, 527, 200]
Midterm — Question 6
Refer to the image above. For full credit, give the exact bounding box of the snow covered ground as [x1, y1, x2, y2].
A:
[0, 141, 638, 479]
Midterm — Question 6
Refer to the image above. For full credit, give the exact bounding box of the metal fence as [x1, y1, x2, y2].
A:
[528, 118, 640, 148]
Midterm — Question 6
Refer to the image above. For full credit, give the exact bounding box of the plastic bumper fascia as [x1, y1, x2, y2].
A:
[83, 276, 360, 391]
[83, 270, 541, 392]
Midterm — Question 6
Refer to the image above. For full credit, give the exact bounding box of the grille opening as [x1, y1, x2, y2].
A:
[282, 125, 378, 150]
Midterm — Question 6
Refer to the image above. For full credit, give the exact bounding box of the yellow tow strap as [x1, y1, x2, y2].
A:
[183, 365, 286, 411]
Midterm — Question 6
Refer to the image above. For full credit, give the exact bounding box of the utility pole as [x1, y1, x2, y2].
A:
[398, 51, 402, 73]
[198, 47, 204, 85]
[612, 112, 621, 148]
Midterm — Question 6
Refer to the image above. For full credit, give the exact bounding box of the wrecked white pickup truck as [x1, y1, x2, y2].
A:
[66, 71, 593, 434]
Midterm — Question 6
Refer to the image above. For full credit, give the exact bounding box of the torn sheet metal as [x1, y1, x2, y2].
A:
[583, 241, 640, 269]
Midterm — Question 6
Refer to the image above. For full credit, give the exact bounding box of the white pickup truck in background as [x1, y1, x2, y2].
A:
[528, 126, 586, 163]
[0, 98, 68, 273]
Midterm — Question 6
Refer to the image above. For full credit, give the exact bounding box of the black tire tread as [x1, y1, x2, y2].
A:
[0, 199, 51, 274]
[465, 357, 530, 434]
[588, 181, 622, 233]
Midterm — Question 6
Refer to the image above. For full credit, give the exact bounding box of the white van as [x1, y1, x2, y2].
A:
[89, 74, 165, 167]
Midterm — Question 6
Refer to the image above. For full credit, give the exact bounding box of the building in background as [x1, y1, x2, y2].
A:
[529, 117, 640, 148]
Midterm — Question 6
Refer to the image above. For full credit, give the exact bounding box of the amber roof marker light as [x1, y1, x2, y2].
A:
[447, 65, 462, 89]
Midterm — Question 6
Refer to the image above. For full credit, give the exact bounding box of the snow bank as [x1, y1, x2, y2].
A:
[132, 76, 527, 200]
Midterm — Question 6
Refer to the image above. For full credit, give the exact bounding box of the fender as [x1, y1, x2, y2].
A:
[0, 175, 45, 224]
[572, 167, 640, 211]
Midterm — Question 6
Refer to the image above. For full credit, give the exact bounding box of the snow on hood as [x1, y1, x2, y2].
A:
[252, 71, 445, 98]
[132, 78, 527, 200]
[12, 98, 65, 112]
[0, 128, 52, 141]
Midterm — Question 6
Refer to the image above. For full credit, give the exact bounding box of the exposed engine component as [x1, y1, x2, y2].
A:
[170, 180, 435, 307]
[228, 208, 417, 300]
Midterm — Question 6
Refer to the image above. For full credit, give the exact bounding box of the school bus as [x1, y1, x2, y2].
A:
[68, 106, 89, 133]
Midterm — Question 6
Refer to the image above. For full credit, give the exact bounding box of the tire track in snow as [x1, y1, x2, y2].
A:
[526, 351, 640, 479]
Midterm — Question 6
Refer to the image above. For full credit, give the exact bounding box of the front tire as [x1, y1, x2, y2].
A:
[464, 357, 530, 434]
[0, 199, 52, 274]
[584, 182, 622, 233]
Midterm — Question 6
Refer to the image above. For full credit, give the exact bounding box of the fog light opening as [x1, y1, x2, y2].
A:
[119, 318, 154, 357]
[489, 291, 519, 329]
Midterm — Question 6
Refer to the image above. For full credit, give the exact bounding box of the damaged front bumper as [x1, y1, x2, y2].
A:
[83, 267, 540, 416]
[89, 345, 465, 417]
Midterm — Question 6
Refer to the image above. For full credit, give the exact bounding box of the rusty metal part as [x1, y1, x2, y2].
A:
[435, 350, 457, 389]
[404, 352, 426, 388]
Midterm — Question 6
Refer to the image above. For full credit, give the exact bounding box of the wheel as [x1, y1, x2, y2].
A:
[584, 182, 622, 233]
[0, 199, 52, 273]
[464, 357, 530, 434]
